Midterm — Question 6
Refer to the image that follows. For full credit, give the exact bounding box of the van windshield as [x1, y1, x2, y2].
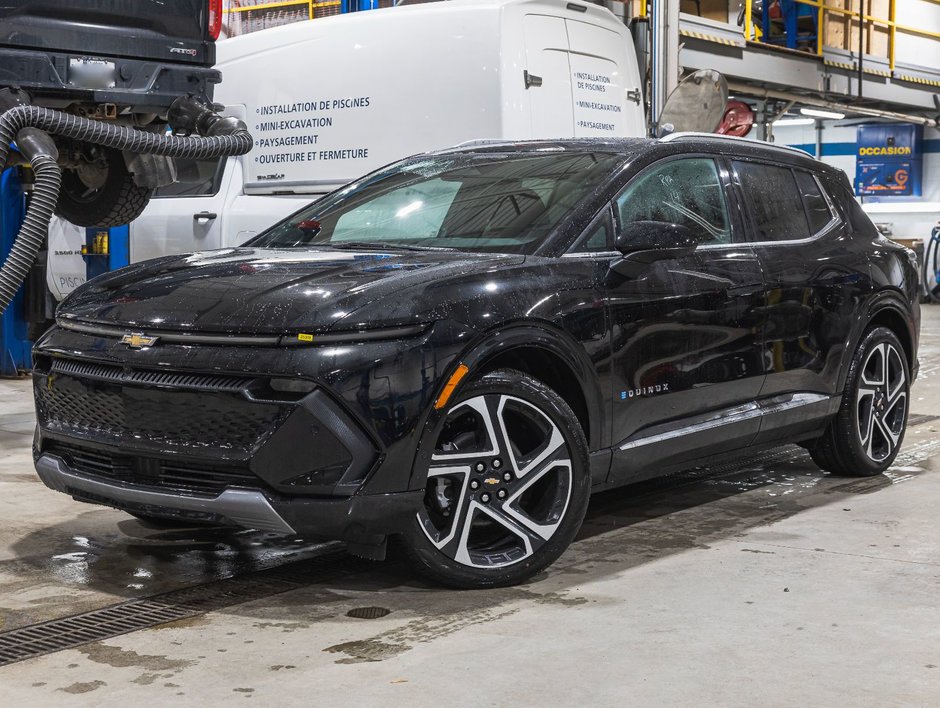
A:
[247, 151, 624, 255]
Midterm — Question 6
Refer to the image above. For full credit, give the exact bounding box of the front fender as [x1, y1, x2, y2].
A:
[404, 321, 608, 491]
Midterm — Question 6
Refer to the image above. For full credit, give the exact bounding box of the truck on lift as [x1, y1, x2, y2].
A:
[0, 1, 253, 372]
[0, 0, 224, 227]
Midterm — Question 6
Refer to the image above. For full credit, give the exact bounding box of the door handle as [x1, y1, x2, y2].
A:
[523, 70, 543, 89]
[194, 211, 217, 221]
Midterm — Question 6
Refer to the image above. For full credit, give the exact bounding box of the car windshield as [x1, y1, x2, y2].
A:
[248, 151, 624, 254]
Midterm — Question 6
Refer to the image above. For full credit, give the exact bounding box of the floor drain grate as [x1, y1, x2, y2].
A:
[0, 547, 354, 667]
[346, 606, 391, 620]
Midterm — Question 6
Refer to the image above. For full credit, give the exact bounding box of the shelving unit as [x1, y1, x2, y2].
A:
[222, 0, 345, 38]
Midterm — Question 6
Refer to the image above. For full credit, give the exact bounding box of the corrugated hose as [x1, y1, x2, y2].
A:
[0, 100, 252, 314]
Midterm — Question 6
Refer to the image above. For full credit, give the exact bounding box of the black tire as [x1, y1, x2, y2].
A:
[402, 369, 591, 589]
[810, 327, 910, 476]
[56, 148, 152, 227]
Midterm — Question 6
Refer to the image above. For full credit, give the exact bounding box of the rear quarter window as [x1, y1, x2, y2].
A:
[733, 161, 811, 242]
[794, 170, 835, 234]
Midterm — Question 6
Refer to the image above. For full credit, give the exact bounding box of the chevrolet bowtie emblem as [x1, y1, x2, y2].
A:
[120, 332, 159, 349]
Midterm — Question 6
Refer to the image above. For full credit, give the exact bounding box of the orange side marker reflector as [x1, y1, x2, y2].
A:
[434, 363, 470, 410]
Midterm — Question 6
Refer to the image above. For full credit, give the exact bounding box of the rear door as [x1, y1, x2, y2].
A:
[731, 160, 870, 435]
[522, 15, 574, 137]
[566, 19, 644, 138]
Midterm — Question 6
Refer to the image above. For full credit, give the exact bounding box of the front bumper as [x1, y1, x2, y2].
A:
[36, 452, 424, 544]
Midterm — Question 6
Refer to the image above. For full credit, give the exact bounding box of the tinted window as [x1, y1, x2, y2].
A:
[733, 161, 810, 241]
[615, 158, 731, 244]
[794, 170, 834, 234]
[834, 183, 878, 237]
[571, 213, 612, 253]
[251, 152, 625, 254]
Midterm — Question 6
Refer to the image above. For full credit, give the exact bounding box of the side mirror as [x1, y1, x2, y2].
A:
[611, 221, 698, 279]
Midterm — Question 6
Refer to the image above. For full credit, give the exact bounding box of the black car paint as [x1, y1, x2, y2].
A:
[32, 137, 921, 550]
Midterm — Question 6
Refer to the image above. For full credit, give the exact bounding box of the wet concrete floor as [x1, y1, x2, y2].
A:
[0, 306, 938, 705]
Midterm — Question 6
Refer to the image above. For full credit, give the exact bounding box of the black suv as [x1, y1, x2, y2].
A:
[0, 0, 221, 225]
[31, 136, 921, 588]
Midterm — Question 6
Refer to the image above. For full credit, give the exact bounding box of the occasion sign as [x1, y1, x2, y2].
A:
[855, 124, 923, 197]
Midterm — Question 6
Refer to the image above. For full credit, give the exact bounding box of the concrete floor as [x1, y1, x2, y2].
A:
[1, 307, 938, 706]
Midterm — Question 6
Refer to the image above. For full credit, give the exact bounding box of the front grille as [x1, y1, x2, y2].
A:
[50, 358, 254, 392]
[35, 359, 289, 456]
[47, 442, 262, 496]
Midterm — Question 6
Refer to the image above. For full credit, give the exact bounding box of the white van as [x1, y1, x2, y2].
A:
[130, 0, 646, 261]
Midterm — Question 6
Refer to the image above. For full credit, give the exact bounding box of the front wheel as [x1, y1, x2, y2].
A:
[402, 369, 591, 589]
[810, 327, 910, 476]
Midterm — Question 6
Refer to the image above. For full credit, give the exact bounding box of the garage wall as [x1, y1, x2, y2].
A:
[894, 0, 940, 69]
[772, 122, 940, 240]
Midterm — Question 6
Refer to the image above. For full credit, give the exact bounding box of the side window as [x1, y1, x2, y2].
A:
[794, 170, 835, 234]
[615, 158, 732, 245]
[733, 161, 811, 241]
[571, 213, 612, 253]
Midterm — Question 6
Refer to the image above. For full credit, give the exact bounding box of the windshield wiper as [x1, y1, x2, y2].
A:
[327, 241, 450, 252]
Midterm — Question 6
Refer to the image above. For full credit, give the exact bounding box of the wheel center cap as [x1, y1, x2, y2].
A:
[875, 391, 886, 411]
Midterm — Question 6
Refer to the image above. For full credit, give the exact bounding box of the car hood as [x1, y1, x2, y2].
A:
[59, 247, 525, 334]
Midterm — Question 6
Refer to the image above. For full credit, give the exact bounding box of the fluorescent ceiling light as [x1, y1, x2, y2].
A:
[773, 118, 815, 126]
[800, 107, 846, 120]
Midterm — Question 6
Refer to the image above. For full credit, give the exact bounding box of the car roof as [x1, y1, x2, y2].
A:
[434, 133, 839, 176]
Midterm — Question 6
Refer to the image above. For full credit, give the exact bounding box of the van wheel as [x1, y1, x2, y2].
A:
[56, 147, 152, 227]
[402, 369, 590, 588]
[810, 327, 909, 476]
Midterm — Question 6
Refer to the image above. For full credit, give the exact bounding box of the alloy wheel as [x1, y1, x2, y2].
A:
[855, 342, 907, 462]
[417, 394, 574, 569]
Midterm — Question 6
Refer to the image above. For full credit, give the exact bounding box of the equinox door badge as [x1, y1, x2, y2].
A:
[620, 383, 669, 400]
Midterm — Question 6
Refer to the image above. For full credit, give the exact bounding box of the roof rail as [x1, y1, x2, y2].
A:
[659, 131, 813, 159]
[450, 139, 513, 149]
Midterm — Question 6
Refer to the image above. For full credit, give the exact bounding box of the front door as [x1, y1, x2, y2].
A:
[604, 156, 767, 482]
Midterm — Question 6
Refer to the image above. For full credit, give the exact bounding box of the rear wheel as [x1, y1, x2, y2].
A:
[56, 146, 152, 227]
[810, 327, 909, 476]
[402, 369, 590, 588]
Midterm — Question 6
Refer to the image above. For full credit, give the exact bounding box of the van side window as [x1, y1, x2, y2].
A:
[794, 170, 835, 235]
[733, 161, 811, 241]
[615, 158, 732, 245]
